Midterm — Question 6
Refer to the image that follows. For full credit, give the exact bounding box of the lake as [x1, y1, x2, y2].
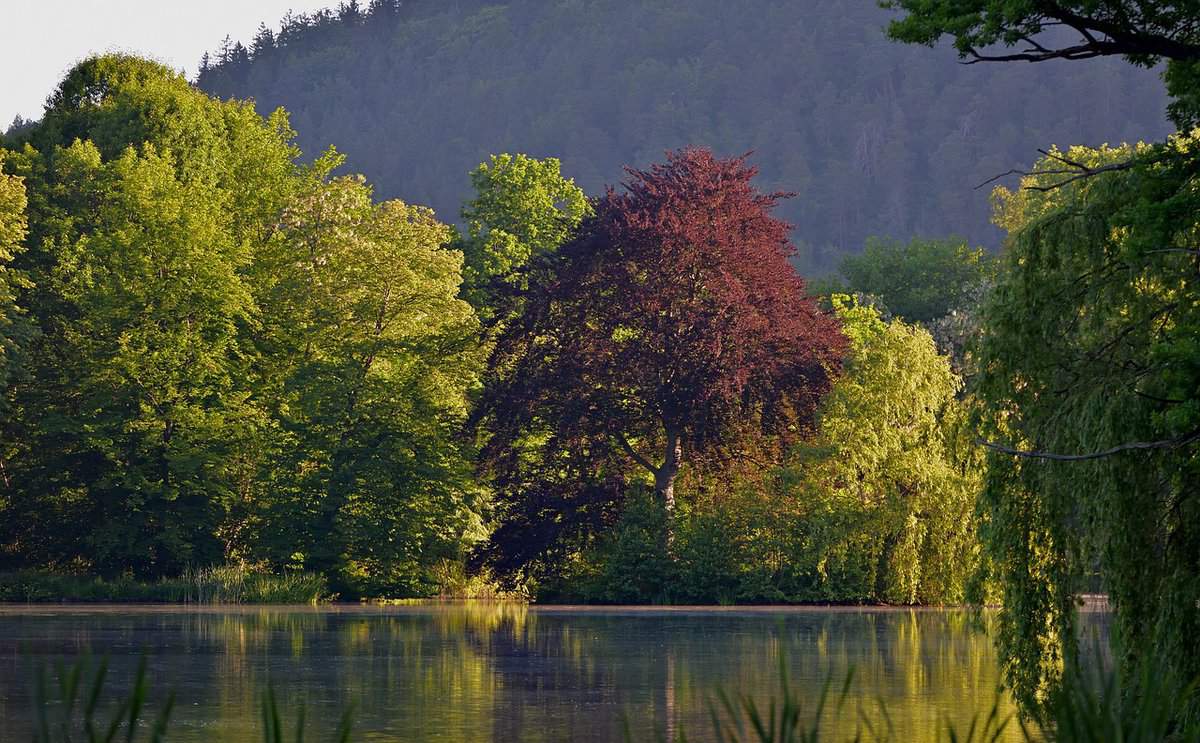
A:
[0, 604, 1026, 741]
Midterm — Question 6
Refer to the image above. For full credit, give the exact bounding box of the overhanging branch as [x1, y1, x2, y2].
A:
[978, 429, 1200, 462]
[975, 150, 1138, 191]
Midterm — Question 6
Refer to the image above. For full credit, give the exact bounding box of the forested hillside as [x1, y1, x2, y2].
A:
[197, 0, 1172, 271]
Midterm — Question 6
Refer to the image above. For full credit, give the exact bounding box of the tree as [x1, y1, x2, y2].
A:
[252, 163, 487, 595]
[0, 151, 31, 411]
[975, 136, 1200, 714]
[0, 56, 299, 574]
[475, 148, 845, 580]
[881, 0, 1200, 126]
[835, 236, 993, 324]
[780, 297, 980, 604]
[3, 140, 259, 574]
[456, 153, 591, 321]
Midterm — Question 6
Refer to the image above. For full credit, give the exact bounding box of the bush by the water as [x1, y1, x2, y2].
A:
[0, 566, 329, 604]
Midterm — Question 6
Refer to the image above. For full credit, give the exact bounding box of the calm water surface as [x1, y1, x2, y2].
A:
[0, 604, 1025, 741]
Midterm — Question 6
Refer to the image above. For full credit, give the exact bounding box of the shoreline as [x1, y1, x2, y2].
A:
[0, 598, 1111, 614]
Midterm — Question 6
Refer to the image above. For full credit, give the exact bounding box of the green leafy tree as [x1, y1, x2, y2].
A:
[0, 56, 298, 574]
[456, 153, 591, 320]
[974, 136, 1200, 715]
[0, 151, 31, 410]
[779, 297, 979, 604]
[3, 140, 259, 574]
[254, 162, 487, 596]
[836, 236, 993, 324]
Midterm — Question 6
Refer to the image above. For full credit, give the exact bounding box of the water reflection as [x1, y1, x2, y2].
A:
[0, 604, 1025, 741]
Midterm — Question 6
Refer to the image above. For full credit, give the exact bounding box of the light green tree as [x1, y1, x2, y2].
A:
[456, 153, 591, 320]
[0, 151, 31, 409]
[255, 163, 487, 595]
[781, 296, 979, 604]
[0, 55, 298, 574]
[6, 139, 260, 573]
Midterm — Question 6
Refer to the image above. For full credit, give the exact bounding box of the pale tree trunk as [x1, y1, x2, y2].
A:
[654, 430, 682, 516]
[654, 429, 682, 549]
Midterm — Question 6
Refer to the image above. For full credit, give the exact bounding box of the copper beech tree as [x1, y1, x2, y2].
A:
[474, 148, 845, 578]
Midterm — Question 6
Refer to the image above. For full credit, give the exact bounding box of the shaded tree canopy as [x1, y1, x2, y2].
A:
[834, 236, 994, 324]
[475, 148, 845, 581]
[195, 0, 1171, 273]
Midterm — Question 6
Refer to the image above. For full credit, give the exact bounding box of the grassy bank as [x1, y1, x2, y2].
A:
[0, 566, 330, 604]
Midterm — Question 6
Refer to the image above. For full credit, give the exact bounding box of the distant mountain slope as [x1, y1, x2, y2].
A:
[198, 0, 1172, 272]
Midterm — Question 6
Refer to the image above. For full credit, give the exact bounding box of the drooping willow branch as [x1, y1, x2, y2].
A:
[978, 429, 1200, 461]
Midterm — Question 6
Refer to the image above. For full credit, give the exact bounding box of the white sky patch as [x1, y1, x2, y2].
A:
[1, 0, 336, 125]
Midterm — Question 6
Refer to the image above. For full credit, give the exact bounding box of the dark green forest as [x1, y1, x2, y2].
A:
[194, 0, 1171, 272]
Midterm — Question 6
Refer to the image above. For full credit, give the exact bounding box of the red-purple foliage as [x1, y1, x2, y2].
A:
[476, 148, 845, 580]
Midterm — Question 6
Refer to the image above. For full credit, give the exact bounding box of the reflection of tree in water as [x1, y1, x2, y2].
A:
[0, 606, 1042, 742]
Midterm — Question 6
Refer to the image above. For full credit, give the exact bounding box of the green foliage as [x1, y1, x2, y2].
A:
[0, 56, 302, 576]
[0, 149, 32, 411]
[560, 488, 674, 604]
[0, 55, 488, 596]
[974, 133, 1200, 715]
[252, 166, 487, 596]
[5, 139, 264, 575]
[456, 153, 591, 319]
[835, 237, 994, 324]
[778, 297, 980, 605]
[0, 566, 329, 604]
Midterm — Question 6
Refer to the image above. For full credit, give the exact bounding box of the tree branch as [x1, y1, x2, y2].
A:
[978, 429, 1200, 462]
[613, 432, 658, 474]
[974, 155, 1137, 191]
[957, 3, 1200, 66]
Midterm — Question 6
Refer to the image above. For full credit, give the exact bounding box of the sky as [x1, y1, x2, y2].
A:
[1, 0, 336, 126]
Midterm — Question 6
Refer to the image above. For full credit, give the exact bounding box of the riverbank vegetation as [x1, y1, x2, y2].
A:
[0, 566, 328, 604]
[1, 0, 1199, 728]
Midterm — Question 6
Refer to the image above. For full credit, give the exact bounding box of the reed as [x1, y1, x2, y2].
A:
[0, 565, 330, 604]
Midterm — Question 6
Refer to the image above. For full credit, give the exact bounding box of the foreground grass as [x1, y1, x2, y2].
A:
[0, 566, 330, 605]
[24, 655, 1200, 742]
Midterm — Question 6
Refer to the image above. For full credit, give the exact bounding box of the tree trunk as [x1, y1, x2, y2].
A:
[655, 430, 682, 553]
[654, 430, 682, 515]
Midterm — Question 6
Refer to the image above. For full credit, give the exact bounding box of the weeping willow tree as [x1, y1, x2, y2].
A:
[975, 131, 1200, 714]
